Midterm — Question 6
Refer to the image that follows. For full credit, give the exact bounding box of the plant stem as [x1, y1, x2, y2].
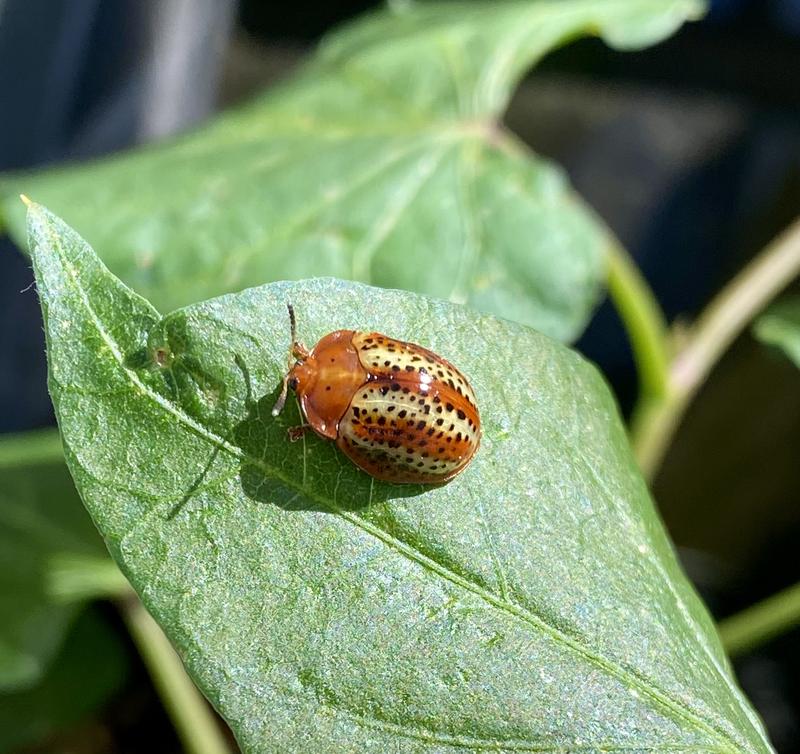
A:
[119, 595, 232, 754]
[0, 427, 63, 468]
[719, 581, 800, 658]
[672, 216, 800, 399]
[606, 241, 671, 406]
[47, 553, 130, 603]
[631, 216, 800, 479]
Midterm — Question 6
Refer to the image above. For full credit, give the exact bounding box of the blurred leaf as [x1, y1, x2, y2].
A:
[753, 296, 800, 368]
[1, 0, 703, 342]
[27, 203, 773, 752]
[0, 607, 128, 754]
[46, 552, 131, 604]
[0, 430, 122, 692]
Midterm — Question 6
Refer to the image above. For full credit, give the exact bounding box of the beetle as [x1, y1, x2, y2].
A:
[271, 305, 480, 483]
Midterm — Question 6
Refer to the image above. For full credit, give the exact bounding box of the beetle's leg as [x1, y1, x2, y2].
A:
[287, 424, 311, 442]
[271, 371, 291, 417]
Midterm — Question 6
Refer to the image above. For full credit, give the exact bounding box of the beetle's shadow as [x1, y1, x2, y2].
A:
[232, 357, 425, 514]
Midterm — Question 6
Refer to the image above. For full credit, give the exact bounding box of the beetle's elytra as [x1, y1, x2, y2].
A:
[272, 305, 480, 484]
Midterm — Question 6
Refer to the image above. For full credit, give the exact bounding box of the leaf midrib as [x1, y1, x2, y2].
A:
[42, 223, 741, 754]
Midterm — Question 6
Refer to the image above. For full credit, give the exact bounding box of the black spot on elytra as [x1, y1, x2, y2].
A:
[456, 432, 462, 441]
[377, 416, 386, 426]
[427, 428, 435, 436]
[398, 410, 407, 418]
[391, 383, 401, 391]
[392, 364, 401, 372]
[387, 405, 395, 412]
[380, 386, 390, 396]
[436, 406, 443, 414]
[326, 385, 331, 391]
[457, 409, 466, 420]
[423, 405, 431, 415]
[433, 396, 441, 404]
[416, 420, 426, 430]
[436, 418, 444, 426]
[446, 402, 454, 412]
[402, 387, 410, 394]
[405, 365, 415, 372]
[384, 360, 391, 367]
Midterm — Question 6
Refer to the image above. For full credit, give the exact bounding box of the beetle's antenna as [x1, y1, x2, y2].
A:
[272, 303, 297, 417]
[287, 303, 297, 345]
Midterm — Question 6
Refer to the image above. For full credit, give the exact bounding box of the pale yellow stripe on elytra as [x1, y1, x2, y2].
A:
[352, 332, 478, 410]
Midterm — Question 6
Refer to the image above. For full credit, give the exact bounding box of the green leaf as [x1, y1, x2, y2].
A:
[0, 607, 128, 754]
[28, 203, 773, 752]
[753, 296, 800, 369]
[1, 0, 703, 342]
[0, 430, 123, 691]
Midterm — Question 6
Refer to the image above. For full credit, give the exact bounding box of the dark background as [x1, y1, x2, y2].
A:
[2, 0, 799, 750]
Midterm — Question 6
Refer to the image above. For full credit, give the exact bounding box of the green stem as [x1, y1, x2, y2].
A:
[0, 428, 63, 468]
[719, 581, 800, 658]
[47, 553, 130, 603]
[631, 216, 800, 479]
[605, 240, 671, 408]
[119, 596, 232, 754]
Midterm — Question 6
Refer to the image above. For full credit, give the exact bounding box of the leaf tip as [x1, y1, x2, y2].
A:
[19, 193, 33, 207]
